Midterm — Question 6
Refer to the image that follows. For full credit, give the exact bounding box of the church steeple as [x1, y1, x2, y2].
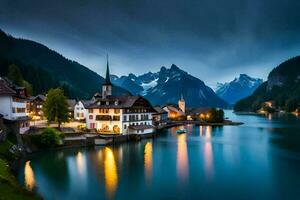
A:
[102, 54, 112, 98]
[104, 54, 112, 85]
[178, 93, 185, 113]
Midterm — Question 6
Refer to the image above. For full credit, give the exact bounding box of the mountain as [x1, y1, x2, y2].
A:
[234, 56, 300, 112]
[0, 29, 129, 98]
[216, 74, 263, 105]
[112, 64, 228, 108]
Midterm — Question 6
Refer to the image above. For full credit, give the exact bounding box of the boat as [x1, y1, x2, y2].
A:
[176, 128, 187, 134]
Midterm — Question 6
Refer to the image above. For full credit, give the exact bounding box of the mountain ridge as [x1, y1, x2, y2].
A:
[112, 64, 228, 108]
[216, 74, 263, 105]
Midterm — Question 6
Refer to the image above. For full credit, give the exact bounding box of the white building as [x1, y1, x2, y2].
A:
[0, 78, 30, 134]
[85, 57, 155, 135]
[74, 100, 92, 120]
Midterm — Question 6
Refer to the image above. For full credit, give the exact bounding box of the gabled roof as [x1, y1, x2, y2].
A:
[153, 106, 168, 114]
[163, 105, 185, 115]
[0, 79, 17, 96]
[86, 95, 155, 111]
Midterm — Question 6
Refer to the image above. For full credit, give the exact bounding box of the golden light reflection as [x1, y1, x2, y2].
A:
[199, 126, 203, 136]
[204, 142, 213, 180]
[24, 161, 35, 191]
[144, 142, 153, 185]
[206, 126, 212, 139]
[76, 152, 84, 176]
[104, 147, 118, 199]
[177, 134, 189, 182]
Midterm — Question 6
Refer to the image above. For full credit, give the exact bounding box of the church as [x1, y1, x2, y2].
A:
[85, 57, 156, 135]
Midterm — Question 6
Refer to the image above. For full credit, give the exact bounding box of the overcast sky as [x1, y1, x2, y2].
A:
[1, 0, 300, 87]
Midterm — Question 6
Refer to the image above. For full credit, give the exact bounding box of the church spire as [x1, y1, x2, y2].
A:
[104, 54, 112, 85]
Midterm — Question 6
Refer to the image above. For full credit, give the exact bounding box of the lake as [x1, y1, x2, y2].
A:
[16, 111, 300, 199]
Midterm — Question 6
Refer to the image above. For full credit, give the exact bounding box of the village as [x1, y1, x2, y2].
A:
[0, 58, 232, 150]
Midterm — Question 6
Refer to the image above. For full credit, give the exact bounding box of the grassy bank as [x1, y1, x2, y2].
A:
[0, 140, 41, 200]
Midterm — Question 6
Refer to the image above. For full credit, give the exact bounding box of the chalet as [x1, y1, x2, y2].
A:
[0, 78, 30, 134]
[27, 94, 46, 119]
[74, 100, 93, 120]
[152, 106, 168, 126]
[162, 94, 186, 120]
[85, 57, 156, 135]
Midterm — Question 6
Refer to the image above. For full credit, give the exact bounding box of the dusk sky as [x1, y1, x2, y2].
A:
[1, 0, 300, 87]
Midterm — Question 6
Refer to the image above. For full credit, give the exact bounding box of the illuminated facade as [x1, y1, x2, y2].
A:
[85, 57, 155, 134]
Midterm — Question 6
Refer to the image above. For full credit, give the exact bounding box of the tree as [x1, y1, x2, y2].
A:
[43, 88, 69, 128]
[285, 98, 298, 112]
[7, 64, 23, 86]
[7, 64, 33, 95]
[40, 128, 63, 147]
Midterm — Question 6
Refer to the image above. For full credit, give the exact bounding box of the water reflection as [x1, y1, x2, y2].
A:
[104, 147, 118, 199]
[204, 142, 213, 180]
[177, 134, 189, 182]
[76, 152, 85, 176]
[144, 142, 153, 185]
[24, 161, 35, 191]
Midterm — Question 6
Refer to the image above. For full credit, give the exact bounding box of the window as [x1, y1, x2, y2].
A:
[124, 124, 127, 129]
[89, 109, 93, 113]
[123, 115, 127, 121]
[113, 116, 120, 121]
[90, 123, 96, 129]
[89, 115, 93, 120]
[114, 109, 120, 114]
[96, 115, 111, 121]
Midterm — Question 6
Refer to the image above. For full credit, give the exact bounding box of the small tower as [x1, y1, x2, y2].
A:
[178, 93, 185, 113]
[102, 55, 112, 98]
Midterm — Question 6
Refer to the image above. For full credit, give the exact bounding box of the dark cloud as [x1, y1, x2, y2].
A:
[1, 0, 300, 86]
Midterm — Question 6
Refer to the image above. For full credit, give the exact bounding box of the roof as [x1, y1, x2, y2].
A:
[163, 105, 184, 115]
[153, 106, 168, 114]
[128, 125, 154, 130]
[29, 94, 46, 102]
[80, 100, 94, 108]
[86, 95, 155, 111]
[0, 79, 17, 96]
[87, 95, 139, 108]
[67, 99, 76, 109]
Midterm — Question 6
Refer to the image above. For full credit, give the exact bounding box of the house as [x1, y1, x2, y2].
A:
[162, 94, 186, 120]
[85, 57, 156, 135]
[74, 100, 93, 120]
[152, 106, 168, 126]
[27, 94, 46, 119]
[162, 104, 185, 120]
[0, 78, 30, 134]
[67, 99, 76, 119]
[186, 108, 211, 121]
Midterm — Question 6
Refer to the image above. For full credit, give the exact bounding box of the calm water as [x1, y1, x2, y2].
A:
[16, 111, 300, 200]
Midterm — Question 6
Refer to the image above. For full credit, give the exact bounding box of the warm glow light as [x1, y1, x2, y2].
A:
[144, 142, 153, 185]
[199, 126, 203, 136]
[206, 126, 212, 139]
[177, 134, 189, 182]
[104, 147, 118, 199]
[24, 161, 35, 191]
[206, 114, 210, 119]
[76, 152, 85, 176]
[204, 142, 213, 180]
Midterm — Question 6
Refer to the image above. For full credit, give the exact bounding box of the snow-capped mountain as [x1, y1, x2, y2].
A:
[111, 64, 228, 108]
[216, 74, 263, 105]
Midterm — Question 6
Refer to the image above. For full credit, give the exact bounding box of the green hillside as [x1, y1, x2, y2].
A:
[234, 56, 300, 112]
[0, 29, 129, 98]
